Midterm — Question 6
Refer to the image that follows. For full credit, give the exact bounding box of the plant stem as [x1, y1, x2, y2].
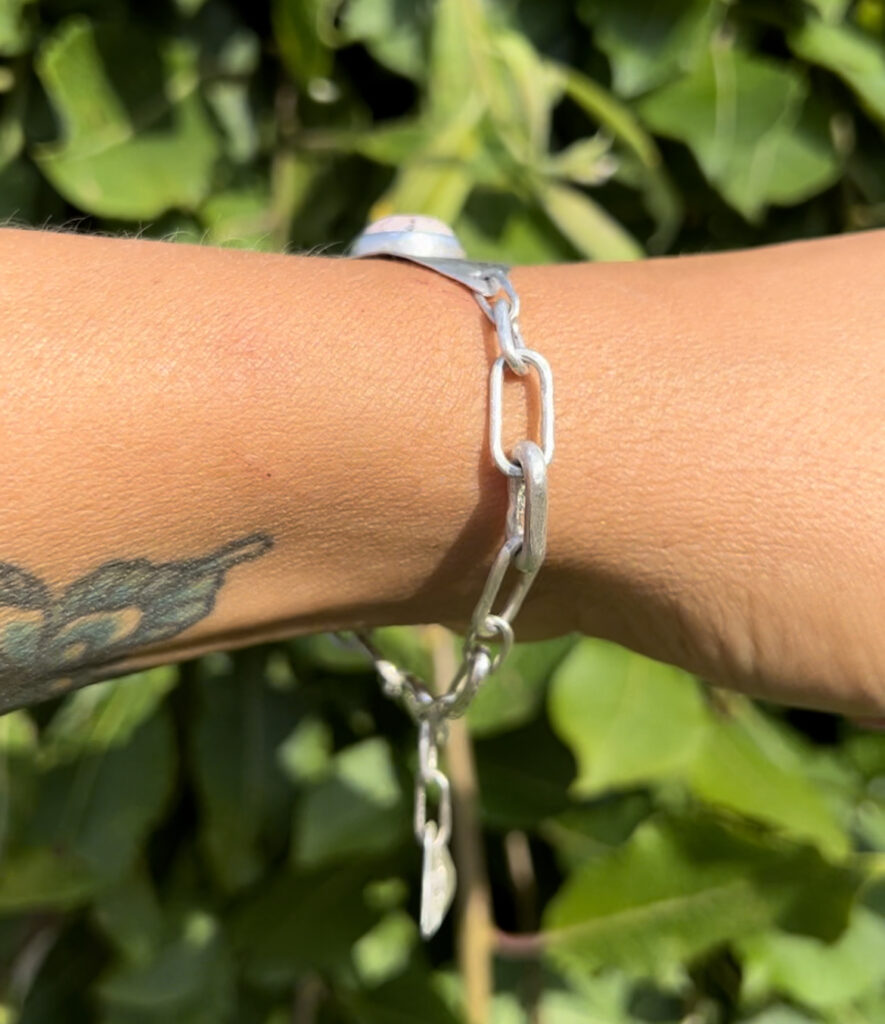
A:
[426, 625, 493, 1024]
[291, 974, 325, 1024]
[504, 830, 543, 1024]
[493, 928, 545, 959]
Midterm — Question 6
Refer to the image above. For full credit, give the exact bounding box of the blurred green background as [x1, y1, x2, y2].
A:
[3, 0, 885, 1021]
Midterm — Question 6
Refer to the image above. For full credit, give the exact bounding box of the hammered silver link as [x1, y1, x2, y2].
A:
[507, 441, 548, 573]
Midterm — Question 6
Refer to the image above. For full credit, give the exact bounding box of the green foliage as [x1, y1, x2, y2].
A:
[4, 0, 885, 1021]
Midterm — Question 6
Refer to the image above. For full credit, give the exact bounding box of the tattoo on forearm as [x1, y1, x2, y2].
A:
[0, 532, 273, 712]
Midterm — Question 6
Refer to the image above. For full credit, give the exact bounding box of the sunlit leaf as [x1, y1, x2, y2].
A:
[40, 666, 177, 766]
[685, 696, 851, 859]
[638, 40, 840, 220]
[739, 906, 885, 1011]
[789, 16, 885, 126]
[467, 634, 578, 736]
[548, 638, 707, 794]
[737, 1008, 819, 1024]
[351, 910, 417, 987]
[33, 18, 220, 219]
[199, 187, 276, 251]
[271, 0, 336, 86]
[339, 0, 430, 81]
[543, 816, 860, 979]
[0, 0, 32, 57]
[538, 180, 644, 260]
[276, 714, 333, 785]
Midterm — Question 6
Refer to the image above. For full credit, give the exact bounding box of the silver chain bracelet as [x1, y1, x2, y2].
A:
[336, 214, 554, 938]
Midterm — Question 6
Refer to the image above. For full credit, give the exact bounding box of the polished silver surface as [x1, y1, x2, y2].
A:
[489, 349, 554, 476]
[339, 212, 556, 939]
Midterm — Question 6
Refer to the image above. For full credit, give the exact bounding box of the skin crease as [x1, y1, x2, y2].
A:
[0, 226, 882, 716]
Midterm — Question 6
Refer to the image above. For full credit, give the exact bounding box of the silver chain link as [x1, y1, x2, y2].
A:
[339, 266, 553, 723]
[335, 253, 553, 937]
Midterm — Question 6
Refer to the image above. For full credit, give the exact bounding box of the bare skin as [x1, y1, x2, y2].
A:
[0, 225, 882, 715]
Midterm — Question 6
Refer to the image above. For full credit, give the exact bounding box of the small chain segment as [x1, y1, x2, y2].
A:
[337, 263, 554, 938]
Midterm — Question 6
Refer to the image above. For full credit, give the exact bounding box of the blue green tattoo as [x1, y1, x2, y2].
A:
[0, 532, 273, 711]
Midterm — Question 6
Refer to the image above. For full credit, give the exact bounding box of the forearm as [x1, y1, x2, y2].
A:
[0, 227, 883, 717]
[520, 231, 885, 715]
[0, 227, 503, 708]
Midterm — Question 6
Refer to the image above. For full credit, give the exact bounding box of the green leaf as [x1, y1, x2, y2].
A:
[548, 638, 707, 795]
[806, 0, 852, 20]
[552, 63, 681, 247]
[290, 632, 375, 674]
[578, 0, 717, 97]
[190, 651, 299, 891]
[638, 40, 840, 220]
[229, 865, 381, 985]
[0, 0, 32, 57]
[92, 866, 164, 965]
[545, 135, 618, 187]
[543, 815, 861, 980]
[33, 18, 220, 219]
[542, 794, 655, 871]
[466, 634, 578, 737]
[537, 180, 644, 260]
[338, 964, 464, 1024]
[277, 714, 333, 785]
[351, 910, 417, 987]
[292, 736, 408, 867]
[194, 13, 260, 164]
[455, 191, 577, 262]
[476, 716, 575, 830]
[199, 187, 275, 250]
[40, 666, 177, 766]
[8, 709, 176, 905]
[481, 27, 564, 170]
[271, 0, 336, 86]
[0, 157, 44, 222]
[0, 708, 38, 853]
[98, 911, 234, 1023]
[789, 17, 885, 126]
[372, 99, 483, 223]
[368, 625, 435, 687]
[737, 1009, 819, 1024]
[684, 697, 850, 859]
[0, 846, 96, 910]
[425, 0, 483, 123]
[738, 907, 885, 1011]
[339, 0, 429, 81]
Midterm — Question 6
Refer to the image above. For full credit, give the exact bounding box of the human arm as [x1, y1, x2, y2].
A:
[0, 225, 882, 715]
